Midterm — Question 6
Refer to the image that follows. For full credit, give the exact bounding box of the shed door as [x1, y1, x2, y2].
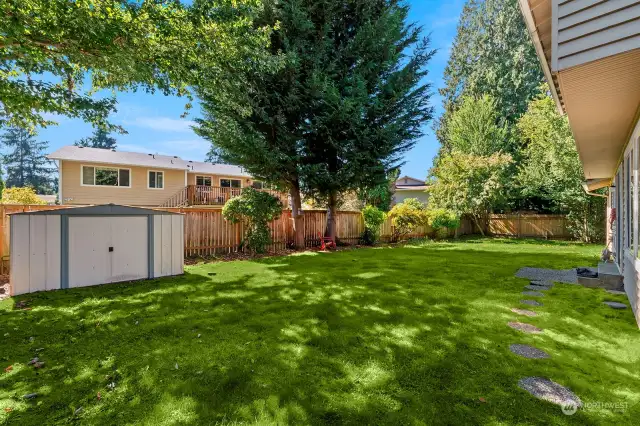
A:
[68, 216, 148, 288]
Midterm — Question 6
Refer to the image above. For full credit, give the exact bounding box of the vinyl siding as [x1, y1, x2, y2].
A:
[61, 160, 186, 206]
[553, 0, 640, 70]
[393, 190, 429, 206]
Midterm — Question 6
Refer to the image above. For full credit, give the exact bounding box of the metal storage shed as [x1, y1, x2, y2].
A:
[10, 204, 184, 295]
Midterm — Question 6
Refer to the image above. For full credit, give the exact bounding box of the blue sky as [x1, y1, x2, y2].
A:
[37, 0, 463, 181]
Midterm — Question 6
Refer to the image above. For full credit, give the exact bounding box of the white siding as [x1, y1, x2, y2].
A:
[10, 215, 62, 295]
[45, 216, 61, 291]
[10, 216, 30, 296]
[153, 214, 184, 278]
[29, 216, 47, 293]
[553, 0, 640, 70]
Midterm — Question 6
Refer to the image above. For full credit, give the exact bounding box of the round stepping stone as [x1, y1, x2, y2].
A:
[511, 308, 538, 317]
[603, 301, 628, 309]
[525, 285, 550, 291]
[531, 280, 552, 287]
[521, 299, 543, 307]
[606, 290, 626, 296]
[522, 291, 545, 297]
[518, 377, 582, 408]
[508, 321, 543, 334]
[510, 344, 550, 359]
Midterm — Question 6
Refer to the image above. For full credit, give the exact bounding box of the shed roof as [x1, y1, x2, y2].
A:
[8, 204, 183, 216]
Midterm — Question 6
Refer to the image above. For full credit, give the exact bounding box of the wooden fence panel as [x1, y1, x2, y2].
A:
[0, 205, 574, 271]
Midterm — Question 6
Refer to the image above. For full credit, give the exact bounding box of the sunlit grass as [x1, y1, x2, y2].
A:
[1, 238, 639, 425]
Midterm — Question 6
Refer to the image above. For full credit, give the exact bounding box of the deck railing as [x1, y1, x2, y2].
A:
[161, 186, 289, 208]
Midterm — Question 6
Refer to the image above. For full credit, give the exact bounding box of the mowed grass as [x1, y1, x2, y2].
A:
[1, 238, 639, 425]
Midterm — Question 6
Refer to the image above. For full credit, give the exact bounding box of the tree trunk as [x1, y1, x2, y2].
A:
[289, 184, 305, 249]
[473, 214, 485, 236]
[325, 192, 338, 241]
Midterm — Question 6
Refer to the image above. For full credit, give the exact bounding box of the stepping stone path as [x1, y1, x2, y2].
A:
[520, 299, 543, 306]
[525, 285, 550, 291]
[522, 291, 545, 297]
[510, 344, 550, 359]
[518, 377, 582, 408]
[606, 290, 626, 295]
[508, 321, 543, 334]
[511, 308, 538, 317]
[603, 301, 628, 309]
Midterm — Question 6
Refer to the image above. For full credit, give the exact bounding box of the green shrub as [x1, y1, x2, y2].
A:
[387, 198, 428, 242]
[361, 205, 386, 245]
[427, 208, 460, 239]
[222, 188, 283, 253]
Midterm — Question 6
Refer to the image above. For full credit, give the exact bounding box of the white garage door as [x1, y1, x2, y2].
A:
[68, 216, 149, 288]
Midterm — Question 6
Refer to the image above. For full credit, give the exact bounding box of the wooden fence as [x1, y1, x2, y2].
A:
[0, 205, 573, 270]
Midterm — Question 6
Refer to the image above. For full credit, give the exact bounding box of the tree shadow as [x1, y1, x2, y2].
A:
[0, 242, 635, 425]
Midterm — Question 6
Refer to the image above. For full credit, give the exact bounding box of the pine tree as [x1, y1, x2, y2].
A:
[74, 128, 117, 149]
[436, 0, 543, 150]
[1, 127, 56, 194]
[196, 0, 435, 240]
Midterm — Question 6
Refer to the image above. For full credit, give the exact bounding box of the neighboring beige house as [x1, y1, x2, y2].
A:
[519, 0, 640, 325]
[393, 176, 429, 205]
[47, 146, 281, 207]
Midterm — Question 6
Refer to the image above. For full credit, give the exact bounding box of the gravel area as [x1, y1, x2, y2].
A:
[518, 377, 582, 407]
[510, 344, 550, 359]
[508, 321, 543, 334]
[0, 277, 9, 301]
[520, 299, 543, 307]
[603, 301, 628, 309]
[515, 267, 579, 284]
[511, 308, 538, 317]
[522, 291, 545, 297]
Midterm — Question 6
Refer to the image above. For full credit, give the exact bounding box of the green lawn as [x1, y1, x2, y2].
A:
[1, 238, 639, 425]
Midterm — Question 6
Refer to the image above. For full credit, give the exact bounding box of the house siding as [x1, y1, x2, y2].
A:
[553, 0, 640, 70]
[393, 190, 429, 206]
[61, 160, 186, 206]
[611, 115, 640, 327]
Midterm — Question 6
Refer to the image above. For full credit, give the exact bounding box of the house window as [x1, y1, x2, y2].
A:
[82, 166, 130, 187]
[148, 171, 164, 189]
[221, 179, 241, 188]
[196, 176, 212, 186]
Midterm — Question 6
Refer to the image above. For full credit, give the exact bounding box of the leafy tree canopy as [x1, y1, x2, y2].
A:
[428, 152, 512, 234]
[1, 186, 46, 204]
[1, 0, 269, 130]
[446, 94, 510, 156]
[516, 88, 605, 242]
[435, 0, 543, 147]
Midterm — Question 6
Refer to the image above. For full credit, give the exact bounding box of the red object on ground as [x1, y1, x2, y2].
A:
[318, 233, 336, 250]
[4, 365, 12, 373]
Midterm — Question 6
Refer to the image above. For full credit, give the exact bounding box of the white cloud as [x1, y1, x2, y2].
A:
[123, 117, 196, 133]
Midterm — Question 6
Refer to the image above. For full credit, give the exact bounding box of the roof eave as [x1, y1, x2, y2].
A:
[518, 0, 564, 115]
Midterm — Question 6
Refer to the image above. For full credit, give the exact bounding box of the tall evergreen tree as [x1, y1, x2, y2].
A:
[196, 0, 434, 241]
[1, 127, 56, 194]
[74, 128, 117, 149]
[296, 1, 435, 238]
[435, 0, 543, 150]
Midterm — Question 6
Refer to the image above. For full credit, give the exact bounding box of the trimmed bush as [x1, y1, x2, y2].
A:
[222, 188, 283, 253]
[387, 198, 428, 242]
[361, 205, 386, 245]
